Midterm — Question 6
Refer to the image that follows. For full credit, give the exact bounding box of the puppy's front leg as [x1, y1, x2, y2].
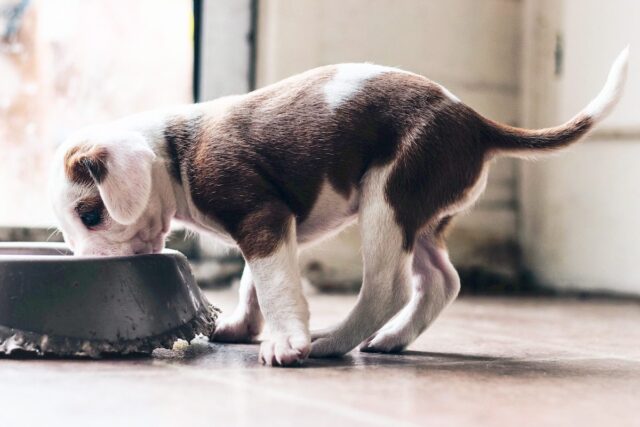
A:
[238, 213, 310, 366]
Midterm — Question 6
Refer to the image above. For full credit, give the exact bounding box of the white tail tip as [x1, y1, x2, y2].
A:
[583, 46, 630, 121]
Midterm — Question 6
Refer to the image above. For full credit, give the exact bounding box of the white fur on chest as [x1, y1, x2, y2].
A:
[298, 181, 359, 245]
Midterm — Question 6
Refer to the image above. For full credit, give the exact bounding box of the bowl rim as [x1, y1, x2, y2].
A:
[0, 242, 183, 262]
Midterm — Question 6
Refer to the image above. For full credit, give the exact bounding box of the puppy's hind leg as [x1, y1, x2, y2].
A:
[360, 233, 460, 353]
[310, 168, 413, 358]
[210, 264, 264, 343]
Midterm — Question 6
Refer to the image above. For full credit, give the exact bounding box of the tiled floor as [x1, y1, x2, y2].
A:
[1, 287, 639, 427]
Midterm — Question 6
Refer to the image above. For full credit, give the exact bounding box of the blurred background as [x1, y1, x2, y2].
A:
[1, 0, 639, 297]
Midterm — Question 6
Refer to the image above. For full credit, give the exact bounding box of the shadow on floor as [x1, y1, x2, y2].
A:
[146, 340, 640, 380]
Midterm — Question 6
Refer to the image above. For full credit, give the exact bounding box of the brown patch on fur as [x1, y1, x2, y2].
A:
[159, 65, 594, 259]
[164, 115, 204, 184]
[64, 144, 108, 185]
[75, 194, 104, 214]
[378, 76, 594, 250]
[384, 99, 489, 250]
[235, 203, 292, 259]
[193, 69, 417, 258]
[488, 114, 593, 154]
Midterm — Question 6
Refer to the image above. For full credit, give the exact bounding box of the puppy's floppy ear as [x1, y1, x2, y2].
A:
[64, 132, 156, 225]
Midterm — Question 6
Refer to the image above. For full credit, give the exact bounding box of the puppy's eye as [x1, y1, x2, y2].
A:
[79, 209, 102, 228]
[75, 196, 105, 229]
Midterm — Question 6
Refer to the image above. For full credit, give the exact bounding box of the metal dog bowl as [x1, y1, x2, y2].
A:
[0, 242, 218, 358]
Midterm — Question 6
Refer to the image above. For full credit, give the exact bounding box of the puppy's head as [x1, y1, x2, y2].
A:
[50, 128, 168, 256]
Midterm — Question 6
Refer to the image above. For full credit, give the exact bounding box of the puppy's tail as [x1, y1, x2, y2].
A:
[486, 46, 629, 159]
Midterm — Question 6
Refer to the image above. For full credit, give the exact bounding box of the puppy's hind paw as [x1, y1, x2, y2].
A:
[359, 331, 407, 354]
[259, 334, 310, 367]
[210, 316, 261, 343]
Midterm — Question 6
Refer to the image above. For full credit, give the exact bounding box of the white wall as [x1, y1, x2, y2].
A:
[520, 0, 640, 295]
[199, 0, 253, 101]
[0, 0, 193, 227]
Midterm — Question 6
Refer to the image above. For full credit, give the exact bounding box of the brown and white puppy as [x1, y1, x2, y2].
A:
[50, 48, 629, 366]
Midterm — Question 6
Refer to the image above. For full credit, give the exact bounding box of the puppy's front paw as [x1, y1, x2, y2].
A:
[260, 334, 310, 366]
[211, 316, 262, 343]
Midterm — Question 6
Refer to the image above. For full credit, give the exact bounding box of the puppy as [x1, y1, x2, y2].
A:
[50, 48, 629, 366]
